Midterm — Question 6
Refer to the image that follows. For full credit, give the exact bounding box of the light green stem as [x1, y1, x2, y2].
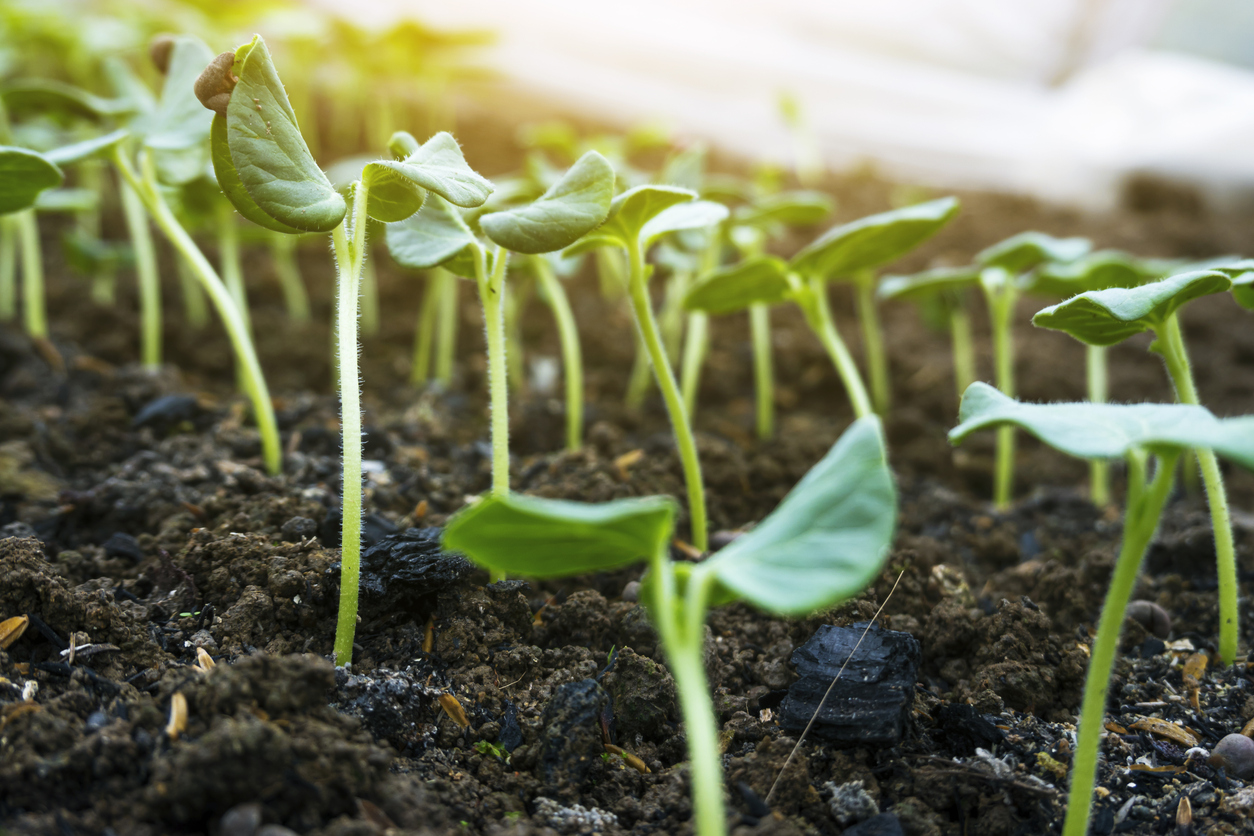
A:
[855, 271, 890, 415]
[435, 268, 459, 386]
[660, 268, 691, 364]
[680, 312, 709, 418]
[80, 160, 113, 305]
[475, 246, 511, 495]
[797, 277, 872, 419]
[17, 209, 45, 338]
[176, 255, 209, 329]
[504, 278, 530, 395]
[627, 239, 707, 551]
[411, 271, 441, 385]
[596, 246, 627, 300]
[112, 148, 281, 476]
[534, 256, 584, 451]
[1087, 344, 1110, 506]
[0, 214, 16, 321]
[1159, 313, 1238, 664]
[750, 303, 774, 440]
[360, 247, 380, 337]
[949, 302, 976, 402]
[1064, 450, 1178, 836]
[216, 203, 248, 335]
[626, 333, 653, 409]
[985, 276, 1017, 509]
[120, 179, 162, 369]
[332, 182, 369, 667]
[269, 233, 310, 323]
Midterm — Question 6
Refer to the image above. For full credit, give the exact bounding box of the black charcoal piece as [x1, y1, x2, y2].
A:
[539, 679, 608, 799]
[499, 701, 522, 751]
[932, 704, 1004, 755]
[842, 813, 904, 836]
[320, 509, 398, 548]
[336, 527, 474, 619]
[779, 622, 920, 747]
[103, 532, 145, 562]
[131, 394, 200, 431]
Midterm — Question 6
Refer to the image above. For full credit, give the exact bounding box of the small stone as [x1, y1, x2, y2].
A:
[532, 797, 618, 834]
[103, 532, 145, 563]
[1209, 734, 1254, 779]
[842, 812, 905, 836]
[1127, 600, 1171, 639]
[219, 802, 263, 836]
[1, 522, 37, 540]
[621, 580, 641, 602]
[279, 516, 317, 542]
[826, 779, 880, 826]
[1218, 786, 1254, 817]
[539, 679, 608, 799]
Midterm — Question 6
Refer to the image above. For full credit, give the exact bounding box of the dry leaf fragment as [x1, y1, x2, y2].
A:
[1241, 716, 1254, 738]
[423, 616, 435, 654]
[195, 647, 215, 672]
[1128, 716, 1200, 747]
[438, 694, 469, 728]
[1182, 652, 1207, 709]
[613, 449, 644, 480]
[166, 692, 188, 740]
[0, 615, 30, 649]
[1176, 795, 1192, 836]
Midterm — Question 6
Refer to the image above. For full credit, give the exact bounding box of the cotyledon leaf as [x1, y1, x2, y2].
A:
[683, 255, 791, 315]
[640, 199, 729, 250]
[141, 36, 216, 185]
[789, 197, 959, 279]
[43, 129, 130, 166]
[877, 266, 981, 303]
[0, 146, 64, 214]
[950, 382, 1254, 470]
[976, 231, 1090, 274]
[479, 151, 614, 254]
[561, 185, 697, 257]
[361, 162, 426, 223]
[372, 132, 494, 209]
[1024, 250, 1173, 300]
[733, 190, 834, 229]
[224, 35, 345, 233]
[385, 194, 479, 277]
[210, 114, 303, 234]
[1032, 270, 1231, 346]
[443, 493, 677, 578]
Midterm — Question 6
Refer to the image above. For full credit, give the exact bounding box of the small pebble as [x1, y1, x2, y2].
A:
[1209, 734, 1254, 779]
[219, 802, 262, 836]
[1127, 600, 1171, 639]
[85, 711, 109, 732]
[621, 581, 640, 603]
[280, 517, 317, 542]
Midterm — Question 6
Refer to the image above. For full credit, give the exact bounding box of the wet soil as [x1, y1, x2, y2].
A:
[4, 164, 1254, 836]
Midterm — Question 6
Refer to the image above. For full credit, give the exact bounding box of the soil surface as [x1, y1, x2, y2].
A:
[4, 158, 1254, 836]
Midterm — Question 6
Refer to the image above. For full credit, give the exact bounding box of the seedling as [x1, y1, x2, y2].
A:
[1033, 269, 1240, 664]
[950, 382, 1254, 836]
[877, 266, 981, 403]
[0, 144, 63, 337]
[564, 186, 729, 551]
[974, 232, 1091, 508]
[445, 416, 897, 836]
[387, 145, 614, 502]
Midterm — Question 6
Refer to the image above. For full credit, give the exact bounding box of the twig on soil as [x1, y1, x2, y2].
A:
[764, 568, 905, 807]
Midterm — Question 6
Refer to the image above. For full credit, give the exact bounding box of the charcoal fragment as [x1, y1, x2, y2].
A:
[539, 679, 608, 799]
[779, 623, 920, 747]
[279, 516, 317, 542]
[499, 701, 522, 751]
[842, 812, 904, 836]
[103, 532, 144, 563]
[131, 394, 200, 431]
[320, 508, 398, 548]
[933, 704, 1004, 755]
[335, 526, 474, 620]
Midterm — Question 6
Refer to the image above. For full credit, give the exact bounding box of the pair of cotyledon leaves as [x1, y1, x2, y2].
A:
[445, 415, 896, 617]
[683, 196, 959, 315]
[952, 382, 1254, 471]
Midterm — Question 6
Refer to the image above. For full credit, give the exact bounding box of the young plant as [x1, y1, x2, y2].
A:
[877, 266, 982, 403]
[1032, 269, 1240, 663]
[973, 232, 1091, 509]
[0, 144, 63, 338]
[564, 187, 729, 551]
[949, 382, 1254, 836]
[517, 252, 587, 451]
[445, 416, 897, 836]
[386, 144, 614, 498]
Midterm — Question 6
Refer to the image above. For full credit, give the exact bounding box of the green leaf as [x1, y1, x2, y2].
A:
[976, 231, 1090, 274]
[210, 114, 303, 234]
[224, 36, 346, 233]
[877, 266, 981, 303]
[1232, 273, 1254, 311]
[0, 146, 64, 214]
[950, 382, 1254, 470]
[683, 255, 791, 314]
[659, 144, 706, 192]
[141, 36, 216, 185]
[640, 200, 729, 250]
[388, 130, 420, 160]
[43, 129, 129, 166]
[385, 194, 479, 276]
[361, 162, 427, 223]
[733, 190, 834, 229]
[35, 188, 96, 213]
[789, 197, 960, 279]
[479, 151, 614, 254]
[698, 417, 897, 615]
[443, 493, 677, 577]
[378, 132, 494, 208]
[593, 185, 697, 249]
[1032, 270, 1231, 346]
[0, 79, 132, 121]
[1024, 250, 1171, 299]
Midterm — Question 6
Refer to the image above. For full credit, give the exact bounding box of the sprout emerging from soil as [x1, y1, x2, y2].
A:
[950, 382, 1254, 836]
[445, 417, 897, 836]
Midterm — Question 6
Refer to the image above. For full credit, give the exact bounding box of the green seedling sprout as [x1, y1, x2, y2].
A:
[950, 382, 1254, 836]
[1024, 249, 1175, 506]
[1033, 269, 1241, 663]
[0, 144, 63, 338]
[974, 231, 1091, 509]
[445, 416, 896, 836]
[267, 231, 311, 324]
[516, 252, 587, 451]
[564, 187, 730, 551]
[387, 144, 614, 504]
[877, 266, 982, 403]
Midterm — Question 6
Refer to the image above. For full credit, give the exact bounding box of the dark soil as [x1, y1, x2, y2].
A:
[4, 159, 1254, 836]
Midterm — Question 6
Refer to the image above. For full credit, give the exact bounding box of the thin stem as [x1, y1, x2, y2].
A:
[855, 271, 890, 415]
[660, 267, 691, 364]
[411, 271, 441, 385]
[215, 202, 249, 334]
[176, 254, 209, 329]
[434, 268, 459, 386]
[1064, 450, 1178, 836]
[984, 273, 1017, 509]
[504, 277, 530, 395]
[476, 245, 511, 496]
[360, 246, 380, 337]
[332, 181, 369, 667]
[17, 209, 46, 338]
[112, 147, 282, 476]
[796, 277, 872, 419]
[949, 302, 976, 402]
[1158, 313, 1238, 664]
[1087, 344, 1110, 506]
[0, 214, 17, 320]
[680, 311, 709, 418]
[750, 302, 775, 440]
[534, 256, 584, 451]
[626, 332, 653, 409]
[120, 178, 162, 369]
[269, 232, 311, 323]
[626, 239, 708, 551]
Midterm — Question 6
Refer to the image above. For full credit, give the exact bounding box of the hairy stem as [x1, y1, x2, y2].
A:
[17, 209, 45, 338]
[360, 248, 380, 337]
[1087, 344, 1110, 506]
[984, 273, 1017, 509]
[797, 278, 872, 419]
[120, 179, 162, 369]
[411, 271, 441, 385]
[504, 278, 530, 395]
[680, 311, 709, 418]
[1064, 450, 1178, 836]
[476, 246, 511, 496]
[855, 271, 890, 415]
[269, 232, 311, 323]
[1158, 313, 1238, 664]
[534, 256, 584, 451]
[750, 303, 775, 439]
